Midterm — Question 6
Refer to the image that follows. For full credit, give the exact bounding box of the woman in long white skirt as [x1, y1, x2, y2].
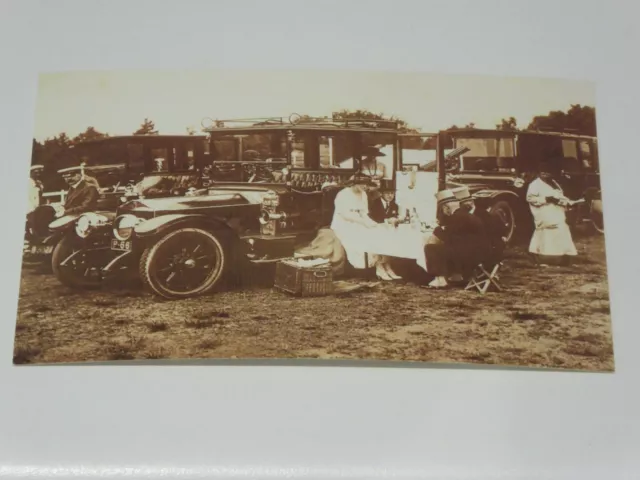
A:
[330, 177, 400, 280]
[526, 167, 578, 265]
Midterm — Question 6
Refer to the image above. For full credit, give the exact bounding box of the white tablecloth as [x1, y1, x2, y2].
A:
[361, 223, 433, 272]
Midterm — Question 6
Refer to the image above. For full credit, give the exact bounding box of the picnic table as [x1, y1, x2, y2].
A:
[362, 223, 434, 272]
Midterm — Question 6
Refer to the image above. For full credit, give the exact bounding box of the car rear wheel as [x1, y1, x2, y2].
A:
[489, 200, 516, 244]
[52, 235, 102, 289]
[139, 227, 227, 299]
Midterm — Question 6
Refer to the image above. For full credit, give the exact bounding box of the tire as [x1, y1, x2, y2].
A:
[590, 199, 605, 234]
[489, 200, 516, 244]
[52, 236, 102, 289]
[139, 227, 227, 299]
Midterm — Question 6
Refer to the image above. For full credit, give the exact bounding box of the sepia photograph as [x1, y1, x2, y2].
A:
[14, 69, 612, 370]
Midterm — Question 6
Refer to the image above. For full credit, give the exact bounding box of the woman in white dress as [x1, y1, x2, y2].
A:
[330, 176, 400, 281]
[526, 166, 578, 265]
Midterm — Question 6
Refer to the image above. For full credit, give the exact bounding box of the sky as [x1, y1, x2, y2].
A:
[33, 69, 596, 141]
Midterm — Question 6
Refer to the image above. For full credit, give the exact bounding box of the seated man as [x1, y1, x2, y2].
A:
[368, 181, 399, 224]
[55, 165, 100, 218]
[424, 189, 490, 288]
[454, 186, 507, 266]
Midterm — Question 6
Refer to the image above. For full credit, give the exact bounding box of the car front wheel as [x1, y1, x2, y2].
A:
[489, 200, 516, 244]
[139, 227, 227, 299]
[52, 235, 102, 289]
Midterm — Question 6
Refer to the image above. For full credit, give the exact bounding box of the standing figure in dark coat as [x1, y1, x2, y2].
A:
[55, 166, 100, 218]
[454, 186, 507, 267]
[424, 189, 490, 288]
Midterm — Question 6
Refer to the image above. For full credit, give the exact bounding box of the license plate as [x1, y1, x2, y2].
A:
[111, 239, 132, 251]
[30, 245, 53, 255]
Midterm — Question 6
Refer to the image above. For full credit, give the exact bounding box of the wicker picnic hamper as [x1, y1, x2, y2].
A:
[274, 259, 334, 297]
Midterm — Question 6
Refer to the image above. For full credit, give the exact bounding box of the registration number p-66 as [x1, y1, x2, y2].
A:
[111, 239, 132, 251]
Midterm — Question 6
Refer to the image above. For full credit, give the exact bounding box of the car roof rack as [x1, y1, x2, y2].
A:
[201, 113, 401, 133]
[72, 134, 207, 146]
[445, 127, 595, 140]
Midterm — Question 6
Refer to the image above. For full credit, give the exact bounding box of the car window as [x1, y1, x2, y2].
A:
[151, 148, 169, 172]
[174, 142, 196, 171]
[127, 143, 145, 172]
[455, 137, 516, 172]
[561, 139, 580, 172]
[579, 140, 596, 170]
[318, 135, 354, 170]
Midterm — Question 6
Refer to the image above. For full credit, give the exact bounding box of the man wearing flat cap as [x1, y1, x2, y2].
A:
[424, 189, 490, 288]
[55, 165, 100, 218]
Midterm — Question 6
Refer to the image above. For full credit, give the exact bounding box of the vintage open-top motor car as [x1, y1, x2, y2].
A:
[97, 115, 426, 299]
[24, 162, 127, 268]
[25, 134, 210, 284]
[420, 128, 603, 242]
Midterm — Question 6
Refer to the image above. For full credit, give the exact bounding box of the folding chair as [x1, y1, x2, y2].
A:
[465, 262, 504, 294]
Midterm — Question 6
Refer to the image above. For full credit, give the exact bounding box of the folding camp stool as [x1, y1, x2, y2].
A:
[465, 262, 504, 294]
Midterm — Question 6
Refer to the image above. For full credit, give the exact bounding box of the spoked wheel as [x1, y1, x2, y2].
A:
[52, 236, 102, 289]
[489, 200, 516, 244]
[139, 227, 227, 299]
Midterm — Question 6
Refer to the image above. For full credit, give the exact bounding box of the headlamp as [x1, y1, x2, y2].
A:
[113, 214, 143, 241]
[75, 212, 109, 238]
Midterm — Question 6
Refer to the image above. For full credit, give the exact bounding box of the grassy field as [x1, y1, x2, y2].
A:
[13, 228, 614, 371]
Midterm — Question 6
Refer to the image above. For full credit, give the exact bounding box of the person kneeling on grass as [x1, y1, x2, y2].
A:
[424, 189, 490, 289]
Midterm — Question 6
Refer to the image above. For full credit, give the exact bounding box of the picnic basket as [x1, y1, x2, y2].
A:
[274, 259, 333, 297]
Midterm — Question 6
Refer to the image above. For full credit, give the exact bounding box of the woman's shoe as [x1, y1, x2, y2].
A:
[383, 263, 402, 280]
[426, 276, 448, 289]
[376, 265, 393, 281]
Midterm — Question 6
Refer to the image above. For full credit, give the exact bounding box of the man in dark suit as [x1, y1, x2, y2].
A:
[454, 186, 507, 267]
[368, 181, 399, 224]
[424, 189, 490, 288]
[55, 166, 100, 217]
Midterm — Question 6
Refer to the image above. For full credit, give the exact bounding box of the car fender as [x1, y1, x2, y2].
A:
[48, 214, 81, 232]
[472, 188, 520, 205]
[134, 214, 233, 239]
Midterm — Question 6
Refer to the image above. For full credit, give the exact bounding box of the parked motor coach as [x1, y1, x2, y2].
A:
[422, 128, 602, 242]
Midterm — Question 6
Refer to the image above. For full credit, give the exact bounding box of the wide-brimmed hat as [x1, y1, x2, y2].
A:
[30, 165, 44, 172]
[435, 189, 458, 206]
[346, 174, 377, 187]
[361, 145, 386, 157]
[452, 186, 472, 201]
